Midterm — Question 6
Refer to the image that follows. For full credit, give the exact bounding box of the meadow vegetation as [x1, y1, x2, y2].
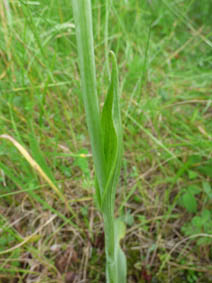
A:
[0, 0, 212, 282]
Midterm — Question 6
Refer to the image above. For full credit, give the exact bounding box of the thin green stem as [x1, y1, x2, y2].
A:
[72, 0, 106, 197]
[104, 214, 116, 283]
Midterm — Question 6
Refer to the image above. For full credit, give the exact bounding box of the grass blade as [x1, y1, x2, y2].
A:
[0, 134, 67, 207]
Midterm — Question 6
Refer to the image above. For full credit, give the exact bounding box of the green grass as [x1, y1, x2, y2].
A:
[0, 0, 212, 282]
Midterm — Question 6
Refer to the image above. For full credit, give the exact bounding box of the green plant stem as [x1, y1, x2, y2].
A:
[72, 0, 106, 197]
[104, 213, 116, 283]
[72, 1, 125, 282]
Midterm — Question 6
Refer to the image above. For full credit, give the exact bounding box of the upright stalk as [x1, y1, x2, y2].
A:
[72, 1, 126, 282]
[104, 213, 116, 282]
[72, 0, 106, 196]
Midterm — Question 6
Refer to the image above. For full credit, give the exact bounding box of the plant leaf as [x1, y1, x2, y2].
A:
[203, 182, 212, 199]
[182, 192, 197, 213]
[101, 51, 123, 212]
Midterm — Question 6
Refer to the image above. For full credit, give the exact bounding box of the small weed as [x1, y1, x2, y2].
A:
[179, 185, 201, 213]
[182, 210, 212, 246]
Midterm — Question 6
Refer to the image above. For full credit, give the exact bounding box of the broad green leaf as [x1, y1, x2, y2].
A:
[100, 52, 125, 283]
[101, 52, 123, 212]
[182, 192, 197, 213]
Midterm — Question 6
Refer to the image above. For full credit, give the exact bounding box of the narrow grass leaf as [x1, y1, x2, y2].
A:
[0, 215, 57, 255]
[0, 162, 77, 228]
[0, 134, 68, 209]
